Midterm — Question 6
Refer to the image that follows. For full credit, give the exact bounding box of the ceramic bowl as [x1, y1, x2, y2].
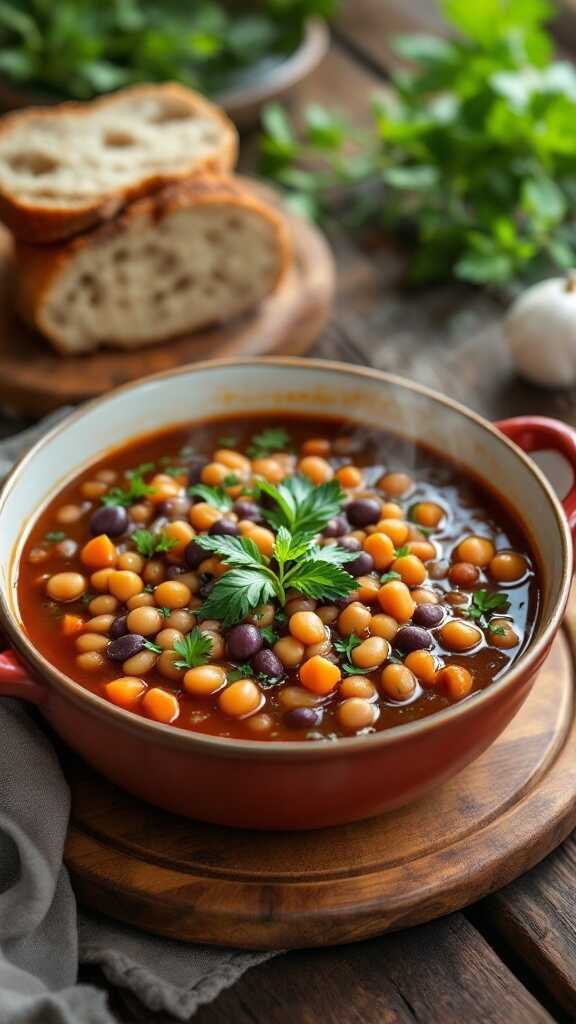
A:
[0, 358, 574, 829]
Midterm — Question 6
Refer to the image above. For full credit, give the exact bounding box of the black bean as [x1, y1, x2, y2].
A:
[185, 539, 206, 569]
[234, 500, 262, 522]
[187, 456, 209, 486]
[109, 615, 128, 639]
[413, 603, 445, 629]
[199, 579, 215, 600]
[157, 496, 191, 519]
[107, 633, 146, 661]
[395, 625, 433, 652]
[90, 505, 129, 538]
[165, 566, 184, 580]
[209, 518, 240, 537]
[252, 649, 284, 680]
[345, 499, 381, 528]
[323, 516, 348, 538]
[284, 707, 321, 729]
[227, 624, 263, 661]
[347, 551, 375, 577]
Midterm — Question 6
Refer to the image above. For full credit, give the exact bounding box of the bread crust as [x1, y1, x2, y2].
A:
[0, 84, 238, 244]
[15, 176, 291, 353]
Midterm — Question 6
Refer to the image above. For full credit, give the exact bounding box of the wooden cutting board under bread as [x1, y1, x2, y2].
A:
[0, 83, 334, 412]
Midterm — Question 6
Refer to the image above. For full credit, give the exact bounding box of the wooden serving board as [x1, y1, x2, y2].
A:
[64, 621, 576, 950]
[0, 199, 334, 418]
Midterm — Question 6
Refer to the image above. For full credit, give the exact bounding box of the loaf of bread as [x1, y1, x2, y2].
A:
[15, 178, 290, 353]
[0, 84, 237, 244]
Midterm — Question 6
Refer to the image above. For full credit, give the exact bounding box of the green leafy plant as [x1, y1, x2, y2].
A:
[246, 426, 291, 459]
[188, 483, 233, 511]
[131, 529, 178, 558]
[256, 474, 345, 536]
[0, 1, 337, 101]
[44, 530, 67, 543]
[101, 467, 152, 506]
[333, 634, 371, 675]
[465, 589, 510, 627]
[259, 0, 576, 286]
[173, 628, 214, 669]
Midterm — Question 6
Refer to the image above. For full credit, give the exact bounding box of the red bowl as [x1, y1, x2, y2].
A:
[0, 359, 574, 829]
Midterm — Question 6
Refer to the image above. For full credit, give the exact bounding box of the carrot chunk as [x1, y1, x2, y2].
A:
[81, 534, 117, 571]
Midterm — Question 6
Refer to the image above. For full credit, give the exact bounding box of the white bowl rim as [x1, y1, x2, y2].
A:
[0, 355, 571, 760]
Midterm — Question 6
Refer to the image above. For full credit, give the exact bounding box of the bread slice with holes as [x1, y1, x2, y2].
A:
[15, 177, 291, 353]
[0, 84, 237, 244]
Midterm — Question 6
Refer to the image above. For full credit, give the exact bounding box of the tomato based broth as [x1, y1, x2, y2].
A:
[17, 414, 539, 742]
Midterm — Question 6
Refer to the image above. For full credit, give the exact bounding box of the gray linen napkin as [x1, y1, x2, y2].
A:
[0, 414, 275, 1024]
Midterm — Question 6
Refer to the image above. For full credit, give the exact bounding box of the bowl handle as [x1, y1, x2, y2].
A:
[0, 649, 47, 704]
[496, 416, 576, 541]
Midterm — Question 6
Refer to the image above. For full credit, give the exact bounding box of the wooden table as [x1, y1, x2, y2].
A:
[8, 3, 576, 1021]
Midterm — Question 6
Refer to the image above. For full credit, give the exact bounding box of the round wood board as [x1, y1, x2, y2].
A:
[64, 620, 576, 950]
[0, 199, 334, 418]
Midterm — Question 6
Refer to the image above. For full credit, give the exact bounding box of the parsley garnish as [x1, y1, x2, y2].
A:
[179, 446, 196, 459]
[380, 570, 401, 585]
[256, 474, 346, 536]
[101, 468, 152, 507]
[164, 466, 186, 478]
[223, 473, 240, 487]
[217, 435, 237, 448]
[334, 634, 371, 675]
[196, 528, 357, 627]
[188, 484, 233, 511]
[173, 628, 214, 669]
[394, 545, 410, 559]
[228, 663, 254, 682]
[44, 530, 66, 543]
[160, 607, 171, 619]
[261, 626, 279, 645]
[247, 427, 291, 459]
[131, 529, 178, 558]
[466, 589, 510, 628]
[488, 623, 506, 637]
[126, 461, 155, 479]
[143, 640, 162, 654]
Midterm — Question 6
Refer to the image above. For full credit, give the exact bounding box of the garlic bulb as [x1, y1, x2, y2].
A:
[506, 272, 576, 387]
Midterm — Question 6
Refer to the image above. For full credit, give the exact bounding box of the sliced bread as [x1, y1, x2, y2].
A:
[15, 177, 290, 354]
[0, 84, 237, 244]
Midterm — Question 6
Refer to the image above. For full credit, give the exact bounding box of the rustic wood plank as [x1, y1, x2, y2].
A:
[477, 837, 576, 1018]
[188, 916, 555, 1024]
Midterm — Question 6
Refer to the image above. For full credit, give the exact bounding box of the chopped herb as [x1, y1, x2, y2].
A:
[380, 570, 401, 585]
[179, 446, 196, 459]
[228, 663, 254, 682]
[196, 528, 357, 626]
[261, 626, 279, 645]
[160, 607, 171, 620]
[158, 455, 174, 467]
[223, 473, 240, 487]
[173, 628, 214, 669]
[164, 466, 187, 477]
[394, 545, 410, 559]
[257, 474, 346, 536]
[247, 427, 291, 459]
[143, 640, 162, 654]
[466, 589, 510, 628]
[44, 530, 66, 543]
[257, 672, 282, 688]
[188, 484, 233, 511]
[334, 634, 371, 675]
[144, 583, 155, 593]
[126, 461, 155, 479]
[101, 468, 152, 507]
[217, 435, 237, 448]
[131, 529, 178, 558]
[488, 623, 506, 637]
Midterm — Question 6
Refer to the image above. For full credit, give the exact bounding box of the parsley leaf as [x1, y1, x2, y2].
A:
[173, 628, 214, 669]
[334, 634, 372, 675]
[380, 570, 401, 584]
[44, 530, 66, 543]
[257, 475, 346, 536]
[196, 534, 266, 569]
[261, 626, 279, 645]
[188, 484, 233, 511]
[247, 427, 291, 459]
[218, 436, 237, 448]
[199, 569, 277, 628]
[143, 639, 162, 654]
[223, 473, 240, 486]
[101, 469, 152, 507]
[228, 663, 254, 682]
[164, 466, 187, 478]
[131, 529, 178, 558]
[394, 545, 410, 559]
[466, 589, 510, 627]
[488, 623, 506, 637]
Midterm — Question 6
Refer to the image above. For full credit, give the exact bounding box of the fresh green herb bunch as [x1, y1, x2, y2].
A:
[0, 0, 337, 101]
[259, 0, 576, 286]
